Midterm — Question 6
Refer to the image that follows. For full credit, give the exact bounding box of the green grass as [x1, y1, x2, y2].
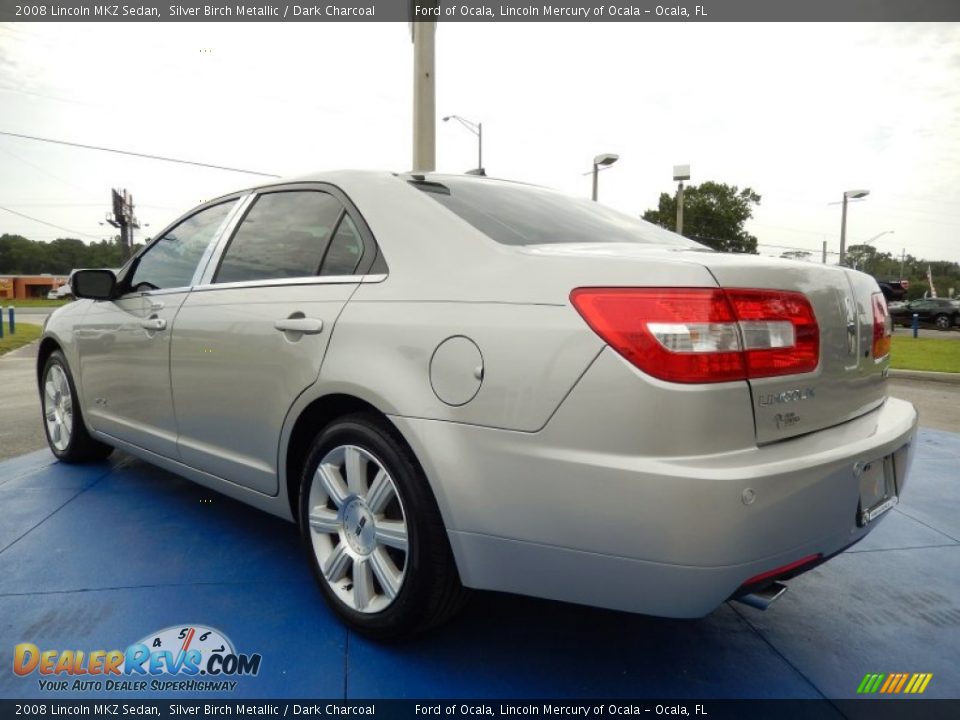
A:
[0, 322, 42, 356]
[890, 336, 960, 373]
[0, 298, 70, 308]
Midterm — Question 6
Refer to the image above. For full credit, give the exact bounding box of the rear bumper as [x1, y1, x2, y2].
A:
[392, 389, 918, 618]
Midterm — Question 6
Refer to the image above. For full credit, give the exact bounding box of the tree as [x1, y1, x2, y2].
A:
[843, 243, 889, 274]
[642, 181, 761, 253]
[0, 234, 129, 274]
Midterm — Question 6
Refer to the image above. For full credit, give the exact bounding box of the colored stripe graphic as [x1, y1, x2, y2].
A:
[858, 672, 933, 694]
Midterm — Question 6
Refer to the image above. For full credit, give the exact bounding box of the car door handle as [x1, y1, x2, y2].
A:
[274, 318, 324, 335]
[140, 317, 167, 332]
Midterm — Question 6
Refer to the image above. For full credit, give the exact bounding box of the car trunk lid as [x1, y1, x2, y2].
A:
[697, 254, 888, 444]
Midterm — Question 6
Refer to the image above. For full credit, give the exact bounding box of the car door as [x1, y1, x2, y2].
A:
[910, 300, 934, 324]
[169, 185, 376, 495]
[76, 198, 240, 457]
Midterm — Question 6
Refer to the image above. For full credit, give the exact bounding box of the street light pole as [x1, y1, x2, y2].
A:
[442, 115, 482, 172]
[838, 188, 869, 265]
[590, 153, 619, 201]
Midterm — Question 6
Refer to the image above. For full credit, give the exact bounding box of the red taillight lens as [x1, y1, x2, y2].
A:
[570, 287, 820, 384]
[725, 289, 819, 378]
[872, 292, 892, 360]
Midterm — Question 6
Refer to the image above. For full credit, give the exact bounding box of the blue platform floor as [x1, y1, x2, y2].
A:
[0, 428, 958, 700]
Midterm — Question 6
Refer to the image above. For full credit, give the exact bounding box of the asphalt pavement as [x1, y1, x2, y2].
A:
[0, 342, 45, 462]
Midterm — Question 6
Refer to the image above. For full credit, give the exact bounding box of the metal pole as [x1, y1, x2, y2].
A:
[591, 164, 598, 202]
[8, 306, 14, 335]
[900, 248, 906, 281]
[676, 181, 685, 235]
[477, 122, 483, 171]
[839, 193, 849, 265]
[412, 21, 436, 172]
[822, 240, 827, 264]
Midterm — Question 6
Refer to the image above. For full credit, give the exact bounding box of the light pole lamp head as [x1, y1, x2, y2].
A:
[844, 189, 870, 200]
[593, 153, 619, 168]
[442, 116, 452, 122]
[673, 164, 691, 181]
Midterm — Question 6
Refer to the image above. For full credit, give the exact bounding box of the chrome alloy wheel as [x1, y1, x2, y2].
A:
[307, 444, 409, 614]
[43, 364, 74, 452]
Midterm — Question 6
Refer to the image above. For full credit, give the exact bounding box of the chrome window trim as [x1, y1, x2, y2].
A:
[189, 273, 387, 293]
[194, 193, 257, 287]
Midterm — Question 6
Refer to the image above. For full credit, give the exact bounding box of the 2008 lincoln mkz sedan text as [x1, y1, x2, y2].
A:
[38, 171, 918, 639]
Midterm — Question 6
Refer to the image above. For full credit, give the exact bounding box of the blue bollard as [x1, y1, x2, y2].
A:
[912, 313, 919, 338]
[8, 306, 13, 335]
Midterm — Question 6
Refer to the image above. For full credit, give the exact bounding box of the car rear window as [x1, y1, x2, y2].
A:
[412, 176, 704, 248]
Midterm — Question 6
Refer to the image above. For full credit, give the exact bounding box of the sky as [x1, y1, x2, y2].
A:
[1, 21, 959, 264]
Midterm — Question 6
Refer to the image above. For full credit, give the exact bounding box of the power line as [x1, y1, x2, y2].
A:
[0, 205, 101, 240]
[0, 130, 281, 178]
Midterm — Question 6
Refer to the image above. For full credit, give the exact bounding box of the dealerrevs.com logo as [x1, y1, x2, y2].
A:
[13, 625, 261, 692]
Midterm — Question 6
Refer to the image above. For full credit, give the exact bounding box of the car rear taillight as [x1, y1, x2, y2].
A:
[872, 292, 892, 360]
[570, 287, 820, 384]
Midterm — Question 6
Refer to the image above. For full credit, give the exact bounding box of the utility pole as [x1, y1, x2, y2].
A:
[106, 188, 139, 262]
[411, 5, 438, 172]
[899, 248, 906, 281]
[673, 165, 690, 235]
[822, 240, 827, 264]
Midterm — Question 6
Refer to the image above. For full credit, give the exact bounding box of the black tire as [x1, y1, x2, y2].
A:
[40, 350, 113, 462]
[298, 413, 468, 640]
[934, 314, 951, 331]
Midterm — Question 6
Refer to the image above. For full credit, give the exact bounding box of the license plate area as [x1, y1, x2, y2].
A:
[857, 455, 898, 527]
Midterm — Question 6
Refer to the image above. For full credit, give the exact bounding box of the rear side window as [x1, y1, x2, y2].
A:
[215, 191, 344, 284]
[320, 215, 364, 276]
[413, 177, 704, 248]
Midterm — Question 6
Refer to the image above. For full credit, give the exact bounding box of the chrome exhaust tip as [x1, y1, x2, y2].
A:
[734, 582, 788, 611]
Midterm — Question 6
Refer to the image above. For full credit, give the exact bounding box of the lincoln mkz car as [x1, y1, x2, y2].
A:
[39, 171, 918, 638]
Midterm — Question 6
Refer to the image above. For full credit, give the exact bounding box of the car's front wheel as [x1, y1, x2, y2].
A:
[298, 413, 467, 640]
[934, 314, 952, 330]
[41, 350, 113, 462]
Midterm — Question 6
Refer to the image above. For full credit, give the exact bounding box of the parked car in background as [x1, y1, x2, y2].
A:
[46, 283, 73, 301]
[37, 171, 918, 638]
[890, 297, 960, 330]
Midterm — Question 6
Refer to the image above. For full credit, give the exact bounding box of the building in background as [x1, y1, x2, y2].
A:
[0, 275, 69, 300]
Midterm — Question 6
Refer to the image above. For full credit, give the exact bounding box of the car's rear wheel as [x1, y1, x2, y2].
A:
[41, 351, 113, 462]
[298, 413, 467, 640]
[934, 314, 951, 330]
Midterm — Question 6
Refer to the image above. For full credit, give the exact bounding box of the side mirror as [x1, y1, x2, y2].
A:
[71, 269, 117, 300]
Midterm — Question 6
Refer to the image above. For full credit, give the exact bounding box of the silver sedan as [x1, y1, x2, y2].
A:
[38, 171, 918, 638]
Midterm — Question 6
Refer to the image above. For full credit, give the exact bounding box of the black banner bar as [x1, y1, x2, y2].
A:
[1, 0, 960, 23]
[1, 700, 959, 720]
